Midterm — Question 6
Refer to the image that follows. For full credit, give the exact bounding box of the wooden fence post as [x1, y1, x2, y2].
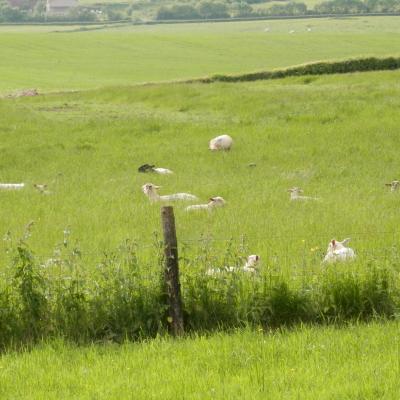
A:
[161, 206, 184, 336]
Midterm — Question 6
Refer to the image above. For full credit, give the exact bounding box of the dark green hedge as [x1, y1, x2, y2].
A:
[195, 57, 400, 83]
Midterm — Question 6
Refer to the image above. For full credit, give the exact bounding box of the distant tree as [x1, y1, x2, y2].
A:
[314, 0, 367, 13]
[67, 7, 97, 21]
[106, 8, 125, 21]
[230, 1, 254, 16]
[0, 0, 26, 21]
[156, 4, 200, 20]
[196, 1, 230, 18]
[268, 1, 307, 15]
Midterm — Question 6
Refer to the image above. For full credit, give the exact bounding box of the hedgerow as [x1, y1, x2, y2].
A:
[194, 56, 400, 83]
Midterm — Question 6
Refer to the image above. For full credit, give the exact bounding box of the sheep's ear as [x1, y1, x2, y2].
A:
[385, 183, 392, 186]
[331, 239, 336, 246]
[341, 238, 351, 245]
[209, 198, 215, 201]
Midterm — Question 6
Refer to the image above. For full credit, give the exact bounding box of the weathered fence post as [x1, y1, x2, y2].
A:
[161, 206, 184, 336]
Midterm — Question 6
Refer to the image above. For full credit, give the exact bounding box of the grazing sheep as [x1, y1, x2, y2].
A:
[385, 180, 400, 192]
[206, 255, 261, 275]
[142, 183, 197, 202]
[33, 184, 51, 195]
[289, 30, 295, 34]
[323, 238, 356, 263]
[209, 135, 233, 151]
[138, 164, 173, 174]
[185, 196, 226, 212]
[0, 183, 25, 190]
[288, 187, 319, 201]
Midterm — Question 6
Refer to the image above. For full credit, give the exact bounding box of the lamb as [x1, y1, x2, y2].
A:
[0, 183, 25, 190]
[209, 135, 233, 151]
[322, 238, 356, 264]
[206, 255, 261, 276]
[138, 164, 173, 175]
[288, 187, 319, 201]
[385, 180, 400, 192]
[142, 183, 197, 202]
[242, 254, 261, 273]
[185, 196, 226, 212]
[33, 184, 51, 195]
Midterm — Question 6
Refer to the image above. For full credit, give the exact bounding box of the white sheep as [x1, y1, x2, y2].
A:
[142, 183, 197, 202]
[385, 180, 400, 192]
[153, 167, 173, 175]
[322, 238, 356, 264]
[288, 187, 319, 201]
[209, 135, 233, 151]
[0, 183, 25, 190]
[185, 196, 226, 212]
[206, 255, 261, 275]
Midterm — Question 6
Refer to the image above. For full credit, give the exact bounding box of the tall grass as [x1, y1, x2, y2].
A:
[0, 231, 397, 349]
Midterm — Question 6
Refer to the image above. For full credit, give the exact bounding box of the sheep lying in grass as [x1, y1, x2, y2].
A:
[209, 135, 233, 151]
[185, 197, 226, 212]
[138, 164, 173, 175]
[33, 184, 51, 195]
[206, 255, 261, 275]
[385, 180, 400, 192]
[323, 238, 356, 264]
[142, 183, 198, 202]
[288, 187, 319, 201]
[0, 183, 25, 190]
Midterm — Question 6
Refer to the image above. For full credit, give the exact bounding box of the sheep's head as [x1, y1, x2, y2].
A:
[246, 254, 260, 268]
[327, 239, 337, 253]
[209, 196, 226, 207]
[138, 164, 155, 173]
[386, 180, 400, 191]
[209, 139, 221, 151]
[142, 183, 161, 195]
[327, 238, 349, 253]
[287, 187, 303, 194]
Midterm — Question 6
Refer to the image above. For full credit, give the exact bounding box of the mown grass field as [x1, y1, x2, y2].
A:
[1, 16, 400, 93]
[0, 322, 398, 399]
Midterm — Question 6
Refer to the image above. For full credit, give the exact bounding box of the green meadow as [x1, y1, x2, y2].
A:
[1, 69, 399, 263]
[1, 16, 400, 93]
[1, 15, 400, 397]
[0, 322, 399, 399]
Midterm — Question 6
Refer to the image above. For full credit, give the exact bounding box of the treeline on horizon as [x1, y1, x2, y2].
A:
[0, 0, 399, 23]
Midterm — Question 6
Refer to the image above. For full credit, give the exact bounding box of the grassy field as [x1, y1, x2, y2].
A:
[1, 16, 400, 93]
[0, 322, 398, 399]
[1, 69, 399, 266]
